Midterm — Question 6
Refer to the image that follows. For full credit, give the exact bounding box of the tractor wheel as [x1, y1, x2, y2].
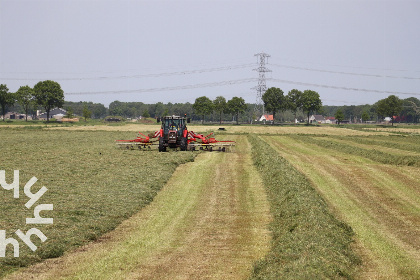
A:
[180, 137, 188, 151]
[159, 137, 166, 152]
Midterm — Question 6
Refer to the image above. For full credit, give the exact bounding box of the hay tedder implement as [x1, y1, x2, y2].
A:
[116, 115, 235, 152]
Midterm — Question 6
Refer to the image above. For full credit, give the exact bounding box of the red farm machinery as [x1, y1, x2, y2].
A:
[116, 115, 235, 152]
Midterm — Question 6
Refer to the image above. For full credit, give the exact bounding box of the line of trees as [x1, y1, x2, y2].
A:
[262, 88, 322, 124]
[105, 94, 417, 124]
[192, 96, 247, 124]
[0, 81, 64, 122]
[1, 81, 107, 121]
[331, 95, 419, 125]
[2, 81, 419, 124]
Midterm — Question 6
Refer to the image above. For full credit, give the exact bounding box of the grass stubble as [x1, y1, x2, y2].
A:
[2, 124, 418, 279]
[262, 134, 420, 279]
[4, 135, 271, 279]
[0, 128, 196, 277]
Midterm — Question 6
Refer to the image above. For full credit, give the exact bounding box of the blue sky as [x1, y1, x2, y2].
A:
[1, 0, 419, 107]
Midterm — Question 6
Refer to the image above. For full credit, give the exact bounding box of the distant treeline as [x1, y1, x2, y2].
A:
[7, 97, 420, 123]
[323, 96, 420, 123]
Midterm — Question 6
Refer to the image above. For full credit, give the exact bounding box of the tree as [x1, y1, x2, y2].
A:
[0, 84, 15, 121]
[301, 90, 322, 124]
[361, 111, 370, 123]
[82, 104, 92, 122]
[193, 96, 214, 123]
[33, 80, 64, 121]
[262, 87, 285, 124]
[227, 96, 247, 125]
[335, 109, 345, 125]
[402, 98, 420, 123]
[142, 110, 150, 118]
[64, 106, 74, 118]
[286, 89, 303, 123]
[109, 101, 124, 116]
[154, 102, 165, 118]
[16, 85, 35, 121]
[213, 96, 227, 124]
[376, 95, 403, 126]
[163, 108, 169, 117]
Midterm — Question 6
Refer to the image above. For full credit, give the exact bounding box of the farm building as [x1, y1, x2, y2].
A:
[325, 116, 336, 124]
[309, 115, 326, 124]
[37, 108, 67, 120]
[3, 112, 30, 120]
[258, 114, 274, 122]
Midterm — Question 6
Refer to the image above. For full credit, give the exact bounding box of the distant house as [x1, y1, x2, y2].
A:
[325, 116, 336, 124]
[393, 115, 405, 122]
[37, 108, 67, 120]
[384, 117, 392, 123]
[4, 112, 29, 120]
[309, 115, 326, 124]
[259, 114, 274, 122]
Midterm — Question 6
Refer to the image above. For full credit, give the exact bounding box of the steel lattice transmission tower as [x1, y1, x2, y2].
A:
[253, 52, 271, 117]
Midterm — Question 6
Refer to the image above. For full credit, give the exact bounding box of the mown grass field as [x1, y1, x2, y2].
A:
[249, 135, 361, 279]
[45, 122, 396, 136]
[0, 127, 196, 277]
[7, 136, 271, 280]
[1, 124, 419, 279]
[261, 133, 420, 279]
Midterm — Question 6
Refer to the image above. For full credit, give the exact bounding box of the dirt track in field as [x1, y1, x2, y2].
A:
[6, 135, 271, 280]
[263, 135, 420, 279]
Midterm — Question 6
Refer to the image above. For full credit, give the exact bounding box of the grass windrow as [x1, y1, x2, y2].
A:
[248, 134, 360, 279]
[262, 134, 420, 279]
[295, 135, 420, 167]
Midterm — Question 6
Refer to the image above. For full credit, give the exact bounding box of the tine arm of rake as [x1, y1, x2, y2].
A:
[204, 132, 214, 139]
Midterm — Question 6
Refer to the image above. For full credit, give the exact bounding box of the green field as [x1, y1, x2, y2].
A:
[261, 133, 420, 279]
[1, 124, 419, 279]
[0, 127, 196, 277]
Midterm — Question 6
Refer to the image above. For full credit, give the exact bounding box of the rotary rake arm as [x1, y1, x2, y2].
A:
[115, 131, 160, 149]
[187, 131, 235, 152]
[116, 128, 235, 152]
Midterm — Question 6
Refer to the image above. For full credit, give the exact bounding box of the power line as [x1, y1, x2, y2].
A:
[267, 78, 420, 96]
[321, 99, 370, 105]
[66, 78, 258, 95]
[63, 76, 419, 97]
[270, 63, 420, 80]
[0, 63, 254, 81]
[270, 58, 420, 74]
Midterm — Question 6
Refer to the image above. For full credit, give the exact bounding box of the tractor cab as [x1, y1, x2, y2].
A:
[158, 115, 189, 151]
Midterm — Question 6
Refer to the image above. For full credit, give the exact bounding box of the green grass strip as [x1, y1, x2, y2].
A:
[298, 135, 420, 167]
[338, 135, 420, 154]
[0, 129, 197, 277]
[248, 135, 360, 280]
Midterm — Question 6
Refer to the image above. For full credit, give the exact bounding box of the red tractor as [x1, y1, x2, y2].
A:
[116, 115, 235, 152]
[157, 115, 189, 152]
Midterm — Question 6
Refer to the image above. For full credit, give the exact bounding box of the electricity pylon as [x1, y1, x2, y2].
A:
[253, 52, 271, 120]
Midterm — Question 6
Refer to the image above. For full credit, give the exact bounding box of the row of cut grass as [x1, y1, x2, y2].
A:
[295, 135, 420, 167]
[248, 135, 360, 279]
[315, 137, 420, 157]
[264, 135, 420, 279]
[0, 128, 196, 277]
[343, 135, 420, 153]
